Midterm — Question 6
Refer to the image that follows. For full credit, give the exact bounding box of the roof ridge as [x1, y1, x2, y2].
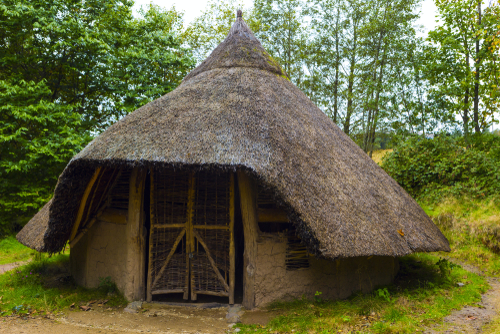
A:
[182, 11, 286, 82]
[225, 13, 259, 43]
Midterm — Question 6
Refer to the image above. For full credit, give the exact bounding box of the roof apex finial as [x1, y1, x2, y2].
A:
[237, 9, 242, 18]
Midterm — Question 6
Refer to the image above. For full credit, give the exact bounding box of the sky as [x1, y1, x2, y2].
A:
[132, 0, 440, 37]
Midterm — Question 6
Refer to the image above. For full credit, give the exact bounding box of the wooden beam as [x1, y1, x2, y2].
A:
[190, 290, 229, 297]
[237, 170, 259, 310]
[193, 230, 230, 292]
[147, 168, 155, 303]
[151, 289, 185, 295]
[229, 173, 235, 305]
[125, 168, 147, 301]
[192, 225, 229, 230]
[69, 167, 102, 241]
[69, 197, 111, 248]
[186, 173, 196, 300]
[258, 208, 288, 223]
[152, 224, 186, 229]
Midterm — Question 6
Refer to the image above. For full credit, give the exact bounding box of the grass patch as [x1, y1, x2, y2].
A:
[0, 253, 127, 316]
[236, 253, 487, 333]
[0, 235, 34, 265]
[371, 149, 393, 165]
[421, 196, 500, 276]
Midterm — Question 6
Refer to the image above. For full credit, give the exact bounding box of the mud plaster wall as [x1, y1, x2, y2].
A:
[70, 220, 128, 293]
[254, 235, 399, 307]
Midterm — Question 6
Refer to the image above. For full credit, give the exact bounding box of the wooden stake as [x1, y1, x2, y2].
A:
[69, 167, 102, 242]
[229, 173, 235, 304]
[237, 170, 259, 309]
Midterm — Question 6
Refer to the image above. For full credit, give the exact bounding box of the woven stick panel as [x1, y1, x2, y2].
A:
[195, 229, 230, 272]
[109, 169, 132, 210]
[286, 231, 310, 271]
[154, 169, 190, 226]
[192, 253, 227, 293]
[80, 168, 121, 229]
[152, 253, 186, 291]
[150, 227, 186, 291]
[193, 171, 231, 227]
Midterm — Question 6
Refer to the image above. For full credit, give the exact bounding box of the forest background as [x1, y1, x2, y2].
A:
[0, 0, 499, 234]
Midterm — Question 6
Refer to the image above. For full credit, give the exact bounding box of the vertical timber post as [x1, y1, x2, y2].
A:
[229, 173, 235, 305]
[126, 167, 147, 301]
[237, 170, 259, 309]
[186, 172, 196, 300]
[146, 168, 154, 302]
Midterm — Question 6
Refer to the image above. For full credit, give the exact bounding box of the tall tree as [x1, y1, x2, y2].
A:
[184, 0, 259, 63]
[425, 0, 500, 138]
[254, 0, 306, 82]
[0, 0, 194, 232]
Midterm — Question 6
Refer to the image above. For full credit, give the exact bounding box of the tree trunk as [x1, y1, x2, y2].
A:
[344, 24, 358, 135]
[369, 50, 387, 158]
[333, 7, 340, 124]
[464, 40, 471, 142]
[473, 1, 481, 133]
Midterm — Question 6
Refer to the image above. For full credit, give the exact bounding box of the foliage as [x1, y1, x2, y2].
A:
[422, 197, 500, 276]
[424, 0, 500, 137]
[381, 133, 500, 201]
[235, 253, 486, 333]
[0, 236, 34, 265]
[0, 79, 87, 235]
[0, 0, 194, 233]
[98, 276, 118, 294]
[183, 0, 259, 63]
[254, 0, 306, 81]
[0, 253, 126, 316]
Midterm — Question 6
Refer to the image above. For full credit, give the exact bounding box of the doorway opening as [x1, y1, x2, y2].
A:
[145, 169, 244, 304]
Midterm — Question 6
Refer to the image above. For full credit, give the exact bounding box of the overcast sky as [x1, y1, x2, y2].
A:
[132, 0, 440, 37]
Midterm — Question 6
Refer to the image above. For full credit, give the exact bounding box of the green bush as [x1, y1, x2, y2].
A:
[381, 133, 500, 201]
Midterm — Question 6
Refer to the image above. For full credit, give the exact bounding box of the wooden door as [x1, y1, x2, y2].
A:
[147, 170, 235, 303]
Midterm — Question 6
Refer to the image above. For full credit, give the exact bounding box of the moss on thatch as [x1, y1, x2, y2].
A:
[17, 14, 449, 257]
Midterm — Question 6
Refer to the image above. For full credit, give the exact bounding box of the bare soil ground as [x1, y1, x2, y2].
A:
[0, 260, 29, 275]
[0, 304, 230, 334]
[424, 259, 500, 334]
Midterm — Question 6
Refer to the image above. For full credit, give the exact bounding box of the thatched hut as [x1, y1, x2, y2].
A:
[17, 11, 449, 309]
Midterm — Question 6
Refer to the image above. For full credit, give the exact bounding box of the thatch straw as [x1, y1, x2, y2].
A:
[17, 13, 449, 257]
[16, 199, 52, 252]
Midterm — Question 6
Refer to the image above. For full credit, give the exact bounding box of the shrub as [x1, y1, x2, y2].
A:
[381, 133, 500, 201]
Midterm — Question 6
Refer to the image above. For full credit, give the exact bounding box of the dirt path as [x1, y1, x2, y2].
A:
[0, 260, 30, 275]
[424, 258, 500, 334]
[0, 304, 232, 334]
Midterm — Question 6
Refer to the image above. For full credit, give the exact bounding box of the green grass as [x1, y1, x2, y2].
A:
[0, 253, 127, 316]
[237, 253, 487, 333]
[0, 235, 34, 265]
[420, 196, 500, 276]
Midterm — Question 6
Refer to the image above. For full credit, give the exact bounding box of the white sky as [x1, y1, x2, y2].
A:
[132, 0, 440, 37]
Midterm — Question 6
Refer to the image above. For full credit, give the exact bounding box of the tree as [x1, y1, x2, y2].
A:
[254, 0, 307, 82]
[0, 0, 194, 232]
[424, 0, 500, 139]
[184, 0, 259, 63]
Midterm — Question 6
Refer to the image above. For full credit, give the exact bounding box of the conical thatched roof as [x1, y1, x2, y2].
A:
[17, 13, 450, 257]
